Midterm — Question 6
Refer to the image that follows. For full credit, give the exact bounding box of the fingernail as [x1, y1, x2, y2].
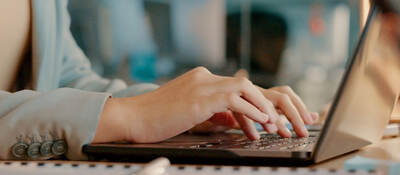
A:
[267, 124, 278, 133]
[309, 113, 314, 122]
[311, 112, 319, 121]
[301, 126, 309, 137]
[253, 132, 260, 140]
[262, 113, 269, 123]
[305, 113, 313, 124]
[269, 113, 279, 123]
[285, 128, 292, 137]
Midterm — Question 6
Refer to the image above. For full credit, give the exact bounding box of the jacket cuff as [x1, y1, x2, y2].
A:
[63, 89, 111, 160]
[112, 83, 159, 98]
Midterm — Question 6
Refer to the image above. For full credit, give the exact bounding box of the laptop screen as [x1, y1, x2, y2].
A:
[313, 4, 400, 162]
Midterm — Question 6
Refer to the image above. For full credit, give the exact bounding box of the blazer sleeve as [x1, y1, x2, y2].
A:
[0, 1, 159, 161]
[0, 88, 110, 160]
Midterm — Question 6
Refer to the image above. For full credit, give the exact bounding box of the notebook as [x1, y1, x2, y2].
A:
[0, 161, 380, 175]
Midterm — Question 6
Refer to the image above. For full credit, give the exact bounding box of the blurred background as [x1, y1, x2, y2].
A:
[67, 0, 370, 112]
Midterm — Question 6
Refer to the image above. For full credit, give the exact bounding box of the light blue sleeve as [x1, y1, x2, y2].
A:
[0, 88, 110, 160]
[59, 0, 159, 95]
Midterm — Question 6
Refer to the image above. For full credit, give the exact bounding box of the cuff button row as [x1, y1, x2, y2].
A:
[12, 140, 67, 159]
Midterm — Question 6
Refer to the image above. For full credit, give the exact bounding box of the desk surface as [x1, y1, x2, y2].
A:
[312, 137, 400, 169]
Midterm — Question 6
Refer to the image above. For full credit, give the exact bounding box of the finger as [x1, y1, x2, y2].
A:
[273, 86, 313, 124]
[202, 93, 268, 124]
[262, 124, 278, 134]
[274, 118, 292, 138]
[265, 91, 309, 137]
[222, 93, 269, 124]
[272, 87, 313, 125]
[234, 112, 260, 140]
[211, 77, 279, 123]
[311, 112, 319, 122]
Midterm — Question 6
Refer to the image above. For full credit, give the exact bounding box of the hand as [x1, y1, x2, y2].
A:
[190, 69, 318, 139]
[190, 86, 319, 139]
[93, 67, 280, 143]
[257, 86, 319, 137]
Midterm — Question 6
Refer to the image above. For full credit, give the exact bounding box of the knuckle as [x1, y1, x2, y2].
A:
[282, 94, 291, 101]
[191, 71, 204, 80]
[278, 94, 291, 104]
[226, 93, 238, 104]
[262, 100, 276, 114]
[191, 67, 211, 81]
[193, 66, 210, 74]
[280, 85, 293, 93]
[265, 100, 275, 108]
[236, 77, 252, 87]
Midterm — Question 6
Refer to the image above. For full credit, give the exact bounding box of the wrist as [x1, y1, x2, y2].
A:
[92, 97, 127, 143]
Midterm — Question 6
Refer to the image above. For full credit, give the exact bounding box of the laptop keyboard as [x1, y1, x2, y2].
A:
[187, 133, 318, 152]
[231, 134, 318, 151]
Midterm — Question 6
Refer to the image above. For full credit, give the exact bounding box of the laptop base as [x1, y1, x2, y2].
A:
[83, 145, 313, 166]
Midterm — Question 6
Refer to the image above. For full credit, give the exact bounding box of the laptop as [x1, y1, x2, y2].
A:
[83, 3, 400, 166]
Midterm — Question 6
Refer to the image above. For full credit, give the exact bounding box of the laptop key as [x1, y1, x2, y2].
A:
[223, 134, 318, 151]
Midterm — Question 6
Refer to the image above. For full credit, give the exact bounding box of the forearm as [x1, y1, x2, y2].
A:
[92, 98, 128, 143]
[92, 93, 193, 144]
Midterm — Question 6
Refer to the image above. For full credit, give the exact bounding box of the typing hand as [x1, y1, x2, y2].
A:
[189, 86, 319, 139]
[189, 69, 318, 139]
[93, 67, 316, 144]
[256, 86, 318, 138]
